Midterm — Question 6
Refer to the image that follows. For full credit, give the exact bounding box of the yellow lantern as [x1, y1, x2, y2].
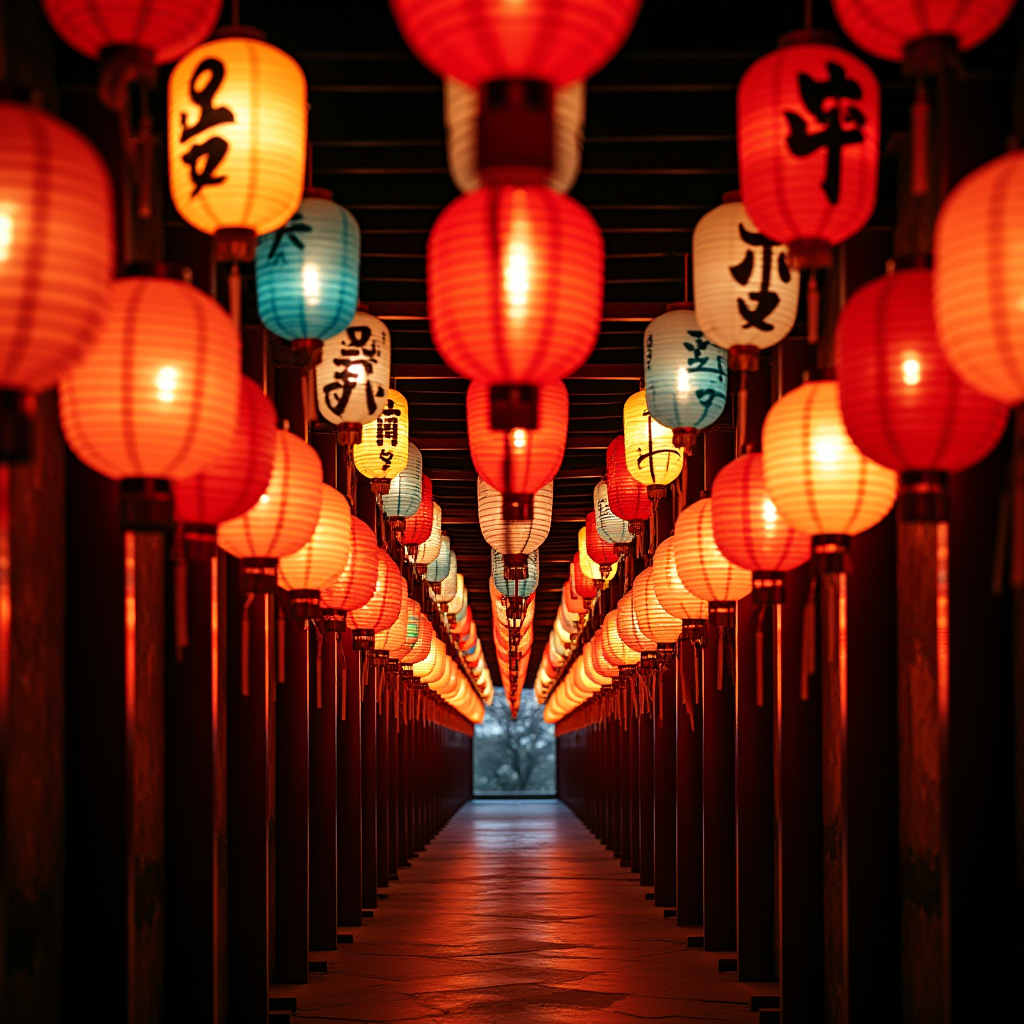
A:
[577, 527, 619, 583]
[353, 388, 409, 494]
[167, 32, 307, 253]
[623, 388, 682, 499]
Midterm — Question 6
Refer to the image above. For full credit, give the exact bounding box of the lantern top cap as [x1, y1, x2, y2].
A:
[664, 301, 694, 312]
[802, 367, 835, 383]
[122, 262, 193, 282]
[212, 25, 268, 41]
[778, 28, 840, 48]
[304, 186, 333, 201]
[721, 190, 742, 203]
[357, 301, 370, 313]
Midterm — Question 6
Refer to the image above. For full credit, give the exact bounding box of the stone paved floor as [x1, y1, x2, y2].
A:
[272, 798, 777, 1022]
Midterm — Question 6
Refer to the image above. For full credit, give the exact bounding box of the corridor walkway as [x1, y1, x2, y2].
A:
[274, 799, 775, 1022]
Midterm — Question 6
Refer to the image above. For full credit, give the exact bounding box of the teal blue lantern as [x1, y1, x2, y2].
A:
[381, 443, 423, 523]
[425, 534, 452, 584]
[492, 549, 539, 599]
[255, 189, 360, 355]
[593, 479, 632, 546]
[454, 603, 468, 625]
[644, 304, 728, 451]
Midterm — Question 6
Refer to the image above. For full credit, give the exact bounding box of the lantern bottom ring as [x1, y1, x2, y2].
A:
[647, 484, 668, 502]
[183, 523, 218, 561]
[286, 589, 322, 620]
[899, 470, 949, 523]
[673, 427, 698, 454]
[708, 601, 735, 627]
[240, 558, 277, 593]
[370, 478, 392, 496]
[752, 572, 786, 605]
[786, 238, 833, 272]
[812, 534, 851, 574]
[289, 337, 324, 365]
[121, 477, 173, 532]
[322, 608, 347, 632]
[213, 228, 257, 264]
[628, 519, 646, 536]
[352, 629, 375, 651]
[336, 423, 362, 447]
[728, 346, 760, 374]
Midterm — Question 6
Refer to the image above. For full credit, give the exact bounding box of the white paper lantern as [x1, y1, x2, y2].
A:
[315, 310, 392, 427]
[477, 477, 553, 555]
[693, 196, 799, 351]
[443, 77, 586, 194]
[413, 503, 443, 567]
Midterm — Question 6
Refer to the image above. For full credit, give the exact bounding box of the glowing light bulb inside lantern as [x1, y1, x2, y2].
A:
[676, 366, 691, 394]
[813, 437, 842, 466]
[301, 263, 322, 305]
[0, 211, 12, 263]
[901, 354, 921, 387]
[258, 493, 271, 505]
[511, 428, 527, 450]
[761, 497, 778, 530]
[155, 365, 179, 403]
[502, 190, 532, 323]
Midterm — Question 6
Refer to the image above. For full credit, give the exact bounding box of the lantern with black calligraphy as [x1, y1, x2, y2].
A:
[255, 190, 360, 361]
[737, 34, 880, 342]
[593, 479, 633, 553]
[315, 309, 392, 446]
[837, 267, 1008, 519]
[352, 388, 409, 494]
[622, 389, 684, 502]
[167, 32, 307, 259]
[644, 303, 730, 454]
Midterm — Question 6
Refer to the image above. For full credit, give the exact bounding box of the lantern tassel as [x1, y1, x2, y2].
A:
[240, 592, 255, 697]
[276, 603, 286, 684]
[911, 80, 931, 198]
[801, 576, 817, 700]
[805, 272, 820, 344]
[313, 619, 324, 710]
[228, 262, 243, 332]
[172, 533, 189, 663]
[337, 633, 347, 722]
[737, 373, 749, 453]
[716, 624, 725, 690]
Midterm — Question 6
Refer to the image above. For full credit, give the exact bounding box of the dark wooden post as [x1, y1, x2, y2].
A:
[361, 659, 378, 909]
[337, 628, 363, 929]
[629, 700, 641, 873]
[676, 639, 703, 927]
[389, 701, 400, 879]
[653, 658, 677, 908]
[619, 713, 630, 866]
[639, 700, 655, 886]
[376, 684, 391, 889]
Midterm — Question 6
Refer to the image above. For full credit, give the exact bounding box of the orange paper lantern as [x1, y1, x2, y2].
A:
[674, 497, 753, 604]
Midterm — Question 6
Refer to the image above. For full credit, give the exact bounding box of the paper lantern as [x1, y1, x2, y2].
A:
[831, 0, 1015, 63]
[375, 590, 411, 657]
[623, 389, 684, 495]
[59, 274, 240, 481]
[425, 535, 452, 584]
[349, 551, 405, 637]
[389, 0, 641, 86]
[321, 516, 379, 619]
[652, 539, 708, 621]
[570, 553, 597, 600]
[602, 609, 640, 667]
[427, 185, 603, 384]
[314, 309, 392, 435]
[478, 477, 553, 556]
[933, 151, 1024, 405]
[0, 102, 114, 407]
[674, 497, 753, 604]
[761, 379, 898, 540]
[444, 77, 586, 194]
[606, 435, 652, 531]
[616, 590, 657, 654]
[403, 614, 435, 665]
[167, 34, 307, 240]
[449, 575, 468, 618]
[382, 443, 424, 523]
[413, 503, 444, 568]
[402, 475, 434, 547]
[563, 579, 585, 616]
[278, 485, 353, 614]
[352, 388, 410, 493]
[837, 268, 1008, 475]
[577, 530, 618, 583]
[217, 429, 323, 568]
[737, 37, 880, 267]
[255, 192, 359, 356]
[692, 197, 799, 349]
[42, 0, 223, 63]
[634, 568, 683, 645]
[467, 378, 568, 518]
[593, 479, 633, 548]
[173, 376, 277, 545]
[585, 511, 619, 566]
[492, 549, 539, 599]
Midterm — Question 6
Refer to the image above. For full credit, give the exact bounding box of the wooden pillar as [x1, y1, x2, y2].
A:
[619, 714, 630, 866]
[389, 701, 400, 880]
[361, 658, 378, 908]
[653, 658, 677, 908]
[629, 702, 640, 873]
[676, 640, 703, 927]
[226, 578, 273, 1021]
[610, 719, 623, 859]
[336, 629, 363, 929]
[639, 701, 655, 886]
[397, 706, 409, 868]
[376, 683, 390, 889]
[165, 549, 228, 1021]
[735, 590, 776, 980]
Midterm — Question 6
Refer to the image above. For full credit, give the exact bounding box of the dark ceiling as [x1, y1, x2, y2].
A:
[50, 0, 1017, 692]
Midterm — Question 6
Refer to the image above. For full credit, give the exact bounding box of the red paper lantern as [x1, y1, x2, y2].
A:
[571, 553, 597, 601]
[606, 435, 652, 531]
[321, 515, 379, 618]
[585, 511, 619, 566]
[43, 0, 222, 64]
[389, 0, 641, 86]
[401, 474, 434, 547]
[837, 267, 1008, 478]
[428, 185, 603, 385]
[0, 102, 114, 408]
[711, 453, 812, 586]
[563, 579, 585, 616]
[831, 0, 1015, 63]
[467, 378, 568, 518]
[348, 550, 405, 640]
[173, 377, 277, 544]
[737, 36, 880, 266]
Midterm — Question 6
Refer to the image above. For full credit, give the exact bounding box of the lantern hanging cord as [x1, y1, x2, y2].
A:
[800, 576, 817, 699]
[805, 271, 820, 344]
[803, 0, 813, 30]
